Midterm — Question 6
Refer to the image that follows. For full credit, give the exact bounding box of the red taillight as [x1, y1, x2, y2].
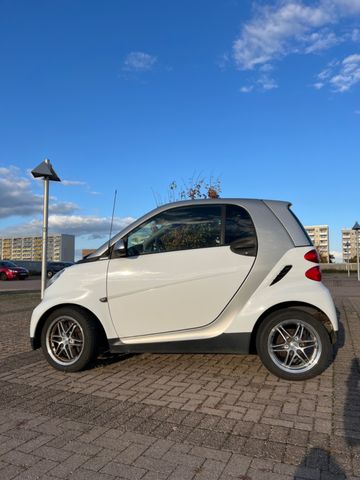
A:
[305, 266, 322, 282]
[304, 249, 319, 263]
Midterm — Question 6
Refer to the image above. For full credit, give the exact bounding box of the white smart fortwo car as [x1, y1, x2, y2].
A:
[30, 199, 338, 380]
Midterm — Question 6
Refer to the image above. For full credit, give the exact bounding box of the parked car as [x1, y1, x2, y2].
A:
[30, 199, 338, 380]
[0, 261, 29, 280]
[47, 262, 74, 279]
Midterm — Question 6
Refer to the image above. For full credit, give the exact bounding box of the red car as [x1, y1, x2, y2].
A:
[0, 261, 29, 280]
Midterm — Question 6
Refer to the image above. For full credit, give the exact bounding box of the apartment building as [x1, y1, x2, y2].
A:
[304, 225, 330, 262]
[342, 229, 360, 261]
[0, 234, 75, 262]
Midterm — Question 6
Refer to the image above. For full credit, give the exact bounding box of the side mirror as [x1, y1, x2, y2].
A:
[113, 239, 127, 258]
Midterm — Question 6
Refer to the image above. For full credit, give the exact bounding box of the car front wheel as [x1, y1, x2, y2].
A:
[41, 307, 99, 372]
[256, 309, 332, 381]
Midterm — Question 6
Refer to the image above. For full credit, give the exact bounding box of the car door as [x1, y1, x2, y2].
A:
[107, 204, 257, 338]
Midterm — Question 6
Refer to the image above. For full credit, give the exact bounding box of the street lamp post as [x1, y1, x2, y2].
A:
[31, 159, 61, 298]
[352, 221, 360, 282]
[345, 241, 351, 277]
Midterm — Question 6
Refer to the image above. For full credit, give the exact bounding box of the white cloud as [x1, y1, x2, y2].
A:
[231, 0, 360, 83]
[240, 85, 254, 93]
[61, 179, 101, 196]
[0, 166, 78, 219]
[2, 215, 135, 240]
[216, 53, 230, 71]
[343, 52, 360, 63]
[0, 165, 134, 240]
[351, 28, 360, 41]
[314, 53, 360, 91]
[240, 72, 278, 93]
[304, 31, 342, 53]
[233, 2, 336, 70]
[258, 74, 278, 90]
[333, 0, 360, 14]
[123, 52, 157, 72]
[330, 250, 343, 263]
[62, 180, 87, 186]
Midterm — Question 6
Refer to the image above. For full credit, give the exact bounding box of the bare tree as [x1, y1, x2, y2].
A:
[153, 175, 222, 206]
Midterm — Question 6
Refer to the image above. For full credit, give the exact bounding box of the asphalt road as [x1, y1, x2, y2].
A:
[0, 277, 41, 293]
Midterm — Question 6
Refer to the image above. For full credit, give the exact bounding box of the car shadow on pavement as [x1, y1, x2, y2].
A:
[333, 308, 346, 361]
[293, 447, 348, 479]
[344, 357, 360, 448]
[93, 352, 136, 368]
[294, 323, 358, 479]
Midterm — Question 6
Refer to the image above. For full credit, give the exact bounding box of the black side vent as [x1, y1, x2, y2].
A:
[270, 265, 293, 286]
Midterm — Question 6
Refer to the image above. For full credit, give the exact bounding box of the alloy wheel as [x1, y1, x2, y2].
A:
[267, 319, 322, 374]
[46, 316, 85, 366]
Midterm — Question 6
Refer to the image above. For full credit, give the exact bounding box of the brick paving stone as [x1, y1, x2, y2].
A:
[100, 461, 146, 479]
[0, 439, 30, 456]
[250, 458, 275, 471]
[81, 449, 119, 472]
[194, 458, 226, 480]
[162, 450, 204, 468]
[223, 454, 252, 476]
[247, 468, 293, 479]
[48, 453, 89, 478]
[134, 455, 175, 475]
[144, 438, 174, 459]
[288, 429, 310, 446]
[0, 450, 39, 468]
[64, 469, 116, 480]
[0, 463, 25, 480]
[113, 443, 149, 465]
[142, 472, 168, 480]
[16, 434, 54, 454]
[12, 459, 58, 479]
[222, 434, 246, 453]
[284, 444, 307, 465]
[190, 446, 231, 463]
[0, 276, 359, 479]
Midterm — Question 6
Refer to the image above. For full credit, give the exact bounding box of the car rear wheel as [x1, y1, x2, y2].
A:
[41, 307, 99, 372]
[0, 272, 7, 281]
[256, 309, 332, 381]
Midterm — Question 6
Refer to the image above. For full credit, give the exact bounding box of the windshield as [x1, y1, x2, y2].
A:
[86, 218, 138, 259]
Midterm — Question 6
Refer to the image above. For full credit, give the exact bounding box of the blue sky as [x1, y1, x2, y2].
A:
[0, 0, 359, 259]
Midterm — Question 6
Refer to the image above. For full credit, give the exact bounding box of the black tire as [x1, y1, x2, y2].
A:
[256, 309, 332, 381]
[0, 272, 7, 281]
[47, 271, 53, 279]
[41, 307, 99, 372]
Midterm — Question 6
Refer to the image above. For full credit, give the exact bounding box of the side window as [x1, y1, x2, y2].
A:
[225, 205, 257, 256]
[126, 205, 222, 256]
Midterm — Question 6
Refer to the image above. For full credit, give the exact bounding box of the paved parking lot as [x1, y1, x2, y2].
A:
[0, 274, 359, 480]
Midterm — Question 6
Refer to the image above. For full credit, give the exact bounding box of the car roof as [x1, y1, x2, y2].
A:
[156, 198, 291, 208]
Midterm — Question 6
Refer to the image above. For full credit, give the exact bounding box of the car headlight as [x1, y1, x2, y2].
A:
[47, 269, 65, 287]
